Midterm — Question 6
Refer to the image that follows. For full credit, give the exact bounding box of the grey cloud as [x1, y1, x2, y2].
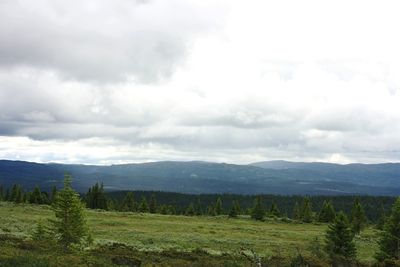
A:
[0, 0, 224, 83]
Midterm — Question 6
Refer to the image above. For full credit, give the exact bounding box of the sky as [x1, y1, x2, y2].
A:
[1, 0, 400, 165]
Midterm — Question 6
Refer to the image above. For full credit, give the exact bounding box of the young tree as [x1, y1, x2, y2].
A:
[215, 197, 223, 215]
[121, 192, 136, 212]
[325, 211, 357, 261]
[149, 194, 157, 214]
[376, 197, 400, 261]
[229, 200, 239, 218]
[376, 202, 386, 230]
[50, 174, 88, 250]
[350, 198, 367, 235]
[269, 202, 281, 217]
[51, 185, 58, 204]
[138, 196, 149, 213]
[251, 196, 265, 221]
[207, 205, 216, 216]
[318, 200, 336, 223]
[194, 198, 203, 216]
[293, 201, 301, 220]
[185, 202, 195, 216]
[300, 197, 313, 223]
[30, 186, 43, 204]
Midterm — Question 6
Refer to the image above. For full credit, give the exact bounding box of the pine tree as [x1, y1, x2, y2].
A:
[5, 188, 10, 202]
[185, 202, 195, 216]
[138, 196, 149, 213]
[269, 202, 281, 217]
[376, 197, 400, 261]
[194, 198, 203, 216]
[149, 194, 157, 214]
[50, 174, 88, 250]
[300, 197, 313, 223]
[376, 202, 386, 230]
[0, 185, 3, 201]
[325, 211, 357, 261]
[207, 205, 216, 216]
[350, 198, 367, 235]
[293, 201, 301, 220]
[229, 200, 239, 218]
[121, 192, 136, 212]
[51, 185, 58, 204]
[318, 200, 336, 223]
[215, 197, 223, 215]
[251, 196, 265, 221]
[30, 186, 43, 204]
[159, 205, 168, 215]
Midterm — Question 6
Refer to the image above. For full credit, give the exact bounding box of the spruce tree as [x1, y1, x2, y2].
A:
[215, 197, 223, 215]
[318, 200, 336, 223]
[51, 186, 58, 204]
[350, 198, 367, 235]
[376, 197, 400, 261]
[149, 194, 157, 214]
[376, 202, 386, 230]
[194, 198, 203, 216]
[5, 188, 10, 202]
[300, 197, 313, 223]
[229, 200, 239, 218]
[121, 192, 136, 212]
[30, 186, 43, 204]
[269, 202, 281, 217]
[0, 185, 3, 201]
[185, 202, 195, 216]
[293, 201, 301, 220]
[325, 211, 357, 261]
[251, 196, 265, 221]
[206, 205, 216, 216]
[50, 174, 88, 250]
[138, 196, 149, 213]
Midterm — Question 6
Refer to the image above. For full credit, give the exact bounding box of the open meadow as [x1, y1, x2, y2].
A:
[0, 202, 379, 266]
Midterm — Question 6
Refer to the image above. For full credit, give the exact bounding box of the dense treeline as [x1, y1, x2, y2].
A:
[0, 182, 394, 223]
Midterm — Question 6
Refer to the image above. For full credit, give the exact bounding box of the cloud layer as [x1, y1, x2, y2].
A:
[1, 0, 400, 164]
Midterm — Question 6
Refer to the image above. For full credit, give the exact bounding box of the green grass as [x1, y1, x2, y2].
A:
[0, 202, 380, 265]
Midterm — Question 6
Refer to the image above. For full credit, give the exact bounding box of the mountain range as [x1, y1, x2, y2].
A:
[1, 159, 400, 195]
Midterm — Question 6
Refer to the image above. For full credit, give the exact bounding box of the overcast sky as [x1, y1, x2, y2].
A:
[1, 0, 400, 165]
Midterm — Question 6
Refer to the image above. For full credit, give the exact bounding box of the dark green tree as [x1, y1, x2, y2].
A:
[30, 186, 43, 204]
[185, 202, 195, 216]
[229, 200, 239, 218]
[376, 197, 400, 261]
[50, 174, 88, 250]
[149, 194, 157, 214]
[318, 200, 336, 223]
[376, 202, 386, 230]
[207, 205, 216, 216]
[51, 186, 58, 203]
[194, 198, 203, 216]
[300, 197, 313, 223]
[269, 202, 281, 217]
[0, 185, 3, 201]
[293, 201, 301, 220]
[121, 192, 136, 212]
[85, 182, 107, 210]
[251, 196, 265, 221]
[215, 197, 223, 215]
[350, 198, 367, 235]
[325, 211, 357, 261]
[138, 196, 149, 213]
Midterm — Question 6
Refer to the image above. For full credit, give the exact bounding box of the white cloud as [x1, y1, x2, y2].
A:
[1, 0, 400, 164]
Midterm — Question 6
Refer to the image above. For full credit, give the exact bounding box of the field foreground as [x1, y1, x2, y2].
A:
[0, 202, 379, 266]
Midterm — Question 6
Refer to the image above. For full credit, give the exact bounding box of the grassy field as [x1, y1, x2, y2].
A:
[0, 202, 380, 266]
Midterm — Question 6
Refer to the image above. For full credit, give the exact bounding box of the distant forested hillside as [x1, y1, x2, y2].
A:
[1, 159, 400, 195]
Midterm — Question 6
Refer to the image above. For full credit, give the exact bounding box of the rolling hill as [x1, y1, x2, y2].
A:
[1, 159, 400, 195]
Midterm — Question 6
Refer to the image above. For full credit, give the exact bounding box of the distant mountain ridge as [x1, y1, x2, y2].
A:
[1, 159, 400, 195]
